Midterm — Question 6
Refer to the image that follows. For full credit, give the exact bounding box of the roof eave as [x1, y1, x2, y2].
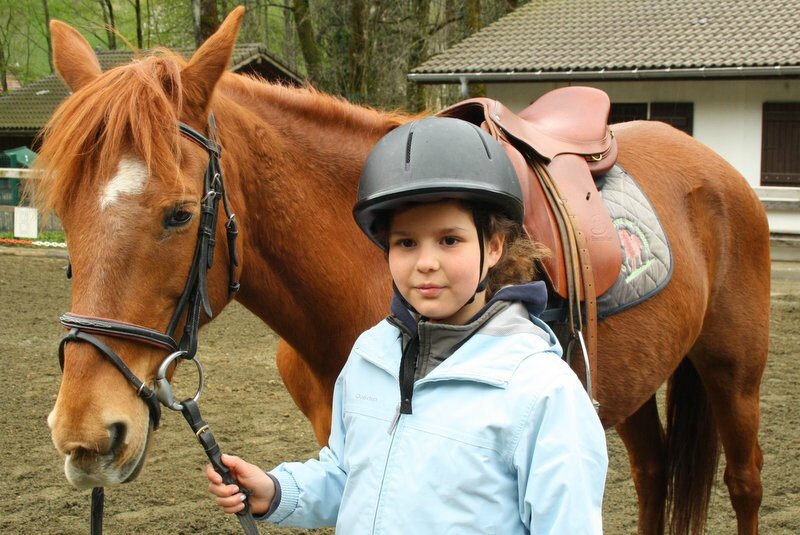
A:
[408, 65, 800, 83]
[0, 128, 40, 136]
[230, 52, 304, 84]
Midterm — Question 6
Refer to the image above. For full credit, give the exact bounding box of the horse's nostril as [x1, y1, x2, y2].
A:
[108, 422, 128, 456]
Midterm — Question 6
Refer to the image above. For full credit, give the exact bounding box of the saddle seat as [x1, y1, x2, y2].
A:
[438, 86, 622, 300]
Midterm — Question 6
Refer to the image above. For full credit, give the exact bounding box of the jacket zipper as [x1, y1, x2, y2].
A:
[372, 409, 401, 534]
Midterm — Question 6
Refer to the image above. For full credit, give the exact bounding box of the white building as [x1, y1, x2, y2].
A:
[410, 0, 800, 258]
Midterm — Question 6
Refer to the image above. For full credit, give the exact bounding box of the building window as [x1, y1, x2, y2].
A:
[650, 102, 693, 135]
[609, 102, 693, 135]
[609, 103, 647, 124]
[761, 102, 800, 187]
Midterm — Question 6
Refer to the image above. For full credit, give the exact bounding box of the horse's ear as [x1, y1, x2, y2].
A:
[50, 20, 102, 92]
[181, 6, 245, 122]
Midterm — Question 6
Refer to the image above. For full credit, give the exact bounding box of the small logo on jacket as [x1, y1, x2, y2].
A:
[355, 393, 378, 402]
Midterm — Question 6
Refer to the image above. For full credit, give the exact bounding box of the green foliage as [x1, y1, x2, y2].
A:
[2, 0, 528, 110]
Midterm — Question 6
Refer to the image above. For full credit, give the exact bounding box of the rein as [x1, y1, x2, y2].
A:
[56, 115, 258, 535]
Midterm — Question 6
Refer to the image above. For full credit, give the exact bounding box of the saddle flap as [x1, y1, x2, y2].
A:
[547, 154, 622, 297]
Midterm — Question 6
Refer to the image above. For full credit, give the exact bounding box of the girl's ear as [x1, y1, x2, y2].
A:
[485, 232, 506, 269]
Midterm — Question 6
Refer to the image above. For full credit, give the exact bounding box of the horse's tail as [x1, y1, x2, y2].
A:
[665, 357, 721, 534]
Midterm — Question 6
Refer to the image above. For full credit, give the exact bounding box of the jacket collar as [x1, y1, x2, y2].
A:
[358, 283, 557, 387]
[389, 281, 548, 335]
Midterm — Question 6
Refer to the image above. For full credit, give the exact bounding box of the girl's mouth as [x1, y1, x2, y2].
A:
[415, 285, 444, 297]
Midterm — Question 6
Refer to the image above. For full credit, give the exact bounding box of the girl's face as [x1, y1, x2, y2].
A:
[387, 200, 503, 325]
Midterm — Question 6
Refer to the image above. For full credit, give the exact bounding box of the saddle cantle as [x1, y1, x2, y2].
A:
[438, 86, 624, 408]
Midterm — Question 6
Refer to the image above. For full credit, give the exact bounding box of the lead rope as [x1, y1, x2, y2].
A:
[181, 399, 260, 534]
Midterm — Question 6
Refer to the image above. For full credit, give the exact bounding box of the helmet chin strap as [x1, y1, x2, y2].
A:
[465, 208, 488, 306]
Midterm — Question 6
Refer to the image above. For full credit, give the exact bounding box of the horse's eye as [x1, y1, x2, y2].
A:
[166, 209, 193, 228]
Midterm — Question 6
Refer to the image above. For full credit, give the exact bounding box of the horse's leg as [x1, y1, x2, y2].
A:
[690, 339, 766, 535]
[275, 340, 334, 445]
[615, 395, 666, 535]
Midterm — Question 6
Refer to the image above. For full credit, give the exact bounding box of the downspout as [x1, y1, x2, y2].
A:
[459, 76, 469, 98]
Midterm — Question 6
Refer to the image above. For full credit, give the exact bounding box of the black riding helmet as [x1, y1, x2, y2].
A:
[353, 116, 524, 249]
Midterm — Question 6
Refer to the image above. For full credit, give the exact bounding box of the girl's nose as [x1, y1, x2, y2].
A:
[415, 243, 440, 272]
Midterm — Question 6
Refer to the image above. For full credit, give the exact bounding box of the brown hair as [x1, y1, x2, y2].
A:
[483, 211, 549, 299]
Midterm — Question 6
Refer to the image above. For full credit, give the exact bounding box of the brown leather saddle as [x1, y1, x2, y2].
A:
[438, 86, 622, 407]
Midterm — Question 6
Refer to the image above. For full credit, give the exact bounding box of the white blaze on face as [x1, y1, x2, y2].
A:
[100, 157, 148, 210]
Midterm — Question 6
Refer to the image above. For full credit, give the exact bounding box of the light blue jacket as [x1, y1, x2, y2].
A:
[266, 299, 607, 534]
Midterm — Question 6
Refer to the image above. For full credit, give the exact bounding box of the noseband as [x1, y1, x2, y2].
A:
[57, 114, 239, 429]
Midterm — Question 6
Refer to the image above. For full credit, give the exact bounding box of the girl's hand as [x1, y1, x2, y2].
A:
[206, 454, 275, 516]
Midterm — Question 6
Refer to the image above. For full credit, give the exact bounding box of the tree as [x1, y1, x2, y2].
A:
[42, 0, 52, 71]
[192, 0, 220, 47]
[291, 0, 321, 82]
[131, 0, 143, 48]
[347, 0, 366, 101]
[1, 0, 529, 112]
[99, 0, 117, 50]
[405, 0, 430, 112]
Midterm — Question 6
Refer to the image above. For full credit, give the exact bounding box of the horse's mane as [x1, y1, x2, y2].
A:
[34, 49, 412, 217]
[227, 76, 412, 136]
[35, 51, 192, 216]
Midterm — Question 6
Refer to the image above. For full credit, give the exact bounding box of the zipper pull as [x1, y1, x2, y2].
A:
[387, 403, 401, 434]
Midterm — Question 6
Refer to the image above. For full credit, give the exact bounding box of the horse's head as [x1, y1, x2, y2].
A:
[39, 8, 245, 489]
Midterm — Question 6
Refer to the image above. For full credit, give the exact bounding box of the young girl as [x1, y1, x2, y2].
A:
[207, 117, 608, 533]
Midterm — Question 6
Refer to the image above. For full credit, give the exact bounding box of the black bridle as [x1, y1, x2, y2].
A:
[56, 115, 258, 534]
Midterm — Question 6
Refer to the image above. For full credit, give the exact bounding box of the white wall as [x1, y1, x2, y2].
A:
[487, 78, 800, 188]
[486, 78, 800, 234]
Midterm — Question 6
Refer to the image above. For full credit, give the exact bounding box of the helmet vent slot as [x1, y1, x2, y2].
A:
[469, 123, 493, 160]
[404, 131, 414, 171]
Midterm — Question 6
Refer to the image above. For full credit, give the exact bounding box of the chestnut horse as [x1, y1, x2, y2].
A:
[39, 8, 769, 535]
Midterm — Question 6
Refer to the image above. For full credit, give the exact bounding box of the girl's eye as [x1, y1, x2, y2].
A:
[442, 236, 460, 246]
[397, 238, 415, 248]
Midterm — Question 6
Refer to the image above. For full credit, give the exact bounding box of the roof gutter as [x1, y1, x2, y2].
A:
[409, 65, 800, 84]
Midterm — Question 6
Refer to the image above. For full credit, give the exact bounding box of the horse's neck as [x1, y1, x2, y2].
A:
[222, 82, 397, 370]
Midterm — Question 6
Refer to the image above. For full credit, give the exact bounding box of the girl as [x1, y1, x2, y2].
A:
[207, 117, 608, 533]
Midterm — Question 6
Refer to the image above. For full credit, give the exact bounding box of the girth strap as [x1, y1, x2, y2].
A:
[529, 158, 598, 407]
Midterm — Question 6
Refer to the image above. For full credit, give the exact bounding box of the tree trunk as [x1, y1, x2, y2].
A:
[347, 0, 366, 101]
[42, 0, 53, 72]
[0, 48, 7, 93]
[192, 0, 220, 47]
[406, 0, 430, 112]
[466, 0, 481, 34]
[464, 0, 485, 98]
[100, 0, 117, 50]
[292, 0, 321, 82]
[134, 0, 143, 48]
[283, 0, 296, 69]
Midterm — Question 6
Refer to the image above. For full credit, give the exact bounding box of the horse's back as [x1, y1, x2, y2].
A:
[613, 120, 769, 281]
[595, 120, 770, 426]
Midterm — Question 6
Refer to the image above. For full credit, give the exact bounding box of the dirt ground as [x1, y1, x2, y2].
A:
[1, 251, 798, 534]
